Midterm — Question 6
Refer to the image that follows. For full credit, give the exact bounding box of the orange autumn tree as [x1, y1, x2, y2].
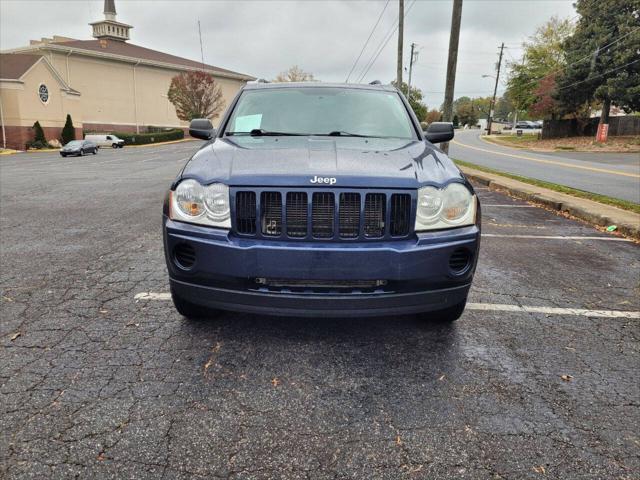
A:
[167, 70, 225, 121]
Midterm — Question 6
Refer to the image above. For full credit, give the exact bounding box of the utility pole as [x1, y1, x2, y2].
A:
[441, 0, 463, 153]
[198, 20, 205, 71]
[487, 42, 504, 135]
[407, 43, 417, 102]
[396, 0, 404, 87]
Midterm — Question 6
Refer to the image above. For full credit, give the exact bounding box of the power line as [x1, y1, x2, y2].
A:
[557, 57, 640, 91]
[345, 0, 391, 83]
[356, 0, 417, 83]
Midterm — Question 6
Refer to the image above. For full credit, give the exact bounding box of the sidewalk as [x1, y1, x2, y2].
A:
[460, 164, 640, 240]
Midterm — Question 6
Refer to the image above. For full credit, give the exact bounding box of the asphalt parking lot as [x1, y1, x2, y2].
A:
[1, 142, 639, 479]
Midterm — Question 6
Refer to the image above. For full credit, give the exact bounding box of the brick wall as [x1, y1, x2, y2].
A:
[2, 126, 83, 150]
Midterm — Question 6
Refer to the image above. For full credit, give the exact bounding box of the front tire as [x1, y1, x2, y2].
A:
[80, 149, 85, 156]
[171, 285, 221, 320]
[112, 143, 118, 149]
[93, 148, 97, 155]
[422, 299, 467, 323]
[60, 153, 66, 157]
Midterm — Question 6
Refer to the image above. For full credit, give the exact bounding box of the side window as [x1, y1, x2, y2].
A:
[106, 136, 112, 140]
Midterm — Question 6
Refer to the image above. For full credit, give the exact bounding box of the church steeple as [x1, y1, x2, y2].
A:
[104, 0, 116, 20]
[90, 0, 132, 42]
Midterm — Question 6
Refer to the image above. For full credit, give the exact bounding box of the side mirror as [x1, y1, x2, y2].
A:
[425, 122, 454, 144]
[189, 118, 216, 141]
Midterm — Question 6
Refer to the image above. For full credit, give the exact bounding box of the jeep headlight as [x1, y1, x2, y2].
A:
[415, 183, 476, 231]
[170, 179, 230, 228]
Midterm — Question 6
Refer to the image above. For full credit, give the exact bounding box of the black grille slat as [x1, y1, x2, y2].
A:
[364, 193, 386, 237]
[390, 194, 411, 236]
[312, 192, 335, 238]
[339, 193, 360, 238]
[261, 192, 282, 236]
[286, 192, 308, 237]
[235, 191, 257, 235]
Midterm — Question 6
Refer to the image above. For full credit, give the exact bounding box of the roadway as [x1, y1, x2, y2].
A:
[449, 129, 640, 203]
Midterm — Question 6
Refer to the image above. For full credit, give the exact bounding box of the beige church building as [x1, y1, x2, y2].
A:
[0, 0, 254, 149]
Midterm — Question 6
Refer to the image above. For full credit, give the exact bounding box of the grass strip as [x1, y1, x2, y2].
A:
[453, 159, 640, 214]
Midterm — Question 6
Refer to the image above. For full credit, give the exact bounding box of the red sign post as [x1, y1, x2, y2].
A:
[596, 123, 609, 143]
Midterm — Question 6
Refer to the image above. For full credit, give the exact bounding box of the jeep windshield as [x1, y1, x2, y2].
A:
[224, 87, 416, 140]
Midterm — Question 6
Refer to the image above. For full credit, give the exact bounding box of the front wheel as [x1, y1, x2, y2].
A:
[171, 286, 221, 320]
[421, 299, 467, 323]
[112, 144, 118, 149]
[79, 149, 85, 156]
[93, 148, 97, 155]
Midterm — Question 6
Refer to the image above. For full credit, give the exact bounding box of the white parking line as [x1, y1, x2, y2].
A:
[482, 233, 632, 242]
[133, 293, 639, 318]
[135, 292, 171, 300]
[466, 303, 639, 318]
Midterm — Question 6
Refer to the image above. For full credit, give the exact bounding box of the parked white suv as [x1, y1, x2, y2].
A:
[85, 134, 125, 148]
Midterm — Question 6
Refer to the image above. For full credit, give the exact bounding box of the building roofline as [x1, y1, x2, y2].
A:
[0, 54, 80, 95]
[2, 43, 256, 82]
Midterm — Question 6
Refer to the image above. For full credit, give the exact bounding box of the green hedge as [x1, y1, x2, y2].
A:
[113, 128, 184, 145]
[83, 128, 185, 145]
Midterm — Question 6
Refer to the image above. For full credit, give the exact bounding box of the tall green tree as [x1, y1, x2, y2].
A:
[556, 0, 640, 125]
[391, 81, 428, 121]
[32, 121, 46, 144]
[506, 16, 573, 118]
[61, 114, 75, 144]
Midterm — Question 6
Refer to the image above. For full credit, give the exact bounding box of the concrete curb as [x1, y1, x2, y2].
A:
[459, 165, 640, 240]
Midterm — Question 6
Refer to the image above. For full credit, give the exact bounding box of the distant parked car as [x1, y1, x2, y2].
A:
[85, 134, 125, 148]
[60, 140, 97, 157]
[515, 121, 537, 129]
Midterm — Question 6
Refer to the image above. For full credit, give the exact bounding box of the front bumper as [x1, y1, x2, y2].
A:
[164, 218, 480, 317]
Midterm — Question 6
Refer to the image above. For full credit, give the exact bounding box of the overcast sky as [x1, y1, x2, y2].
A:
[1, 0, 577, 108]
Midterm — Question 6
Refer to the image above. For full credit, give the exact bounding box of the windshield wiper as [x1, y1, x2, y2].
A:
[225, 129, 306, 137]
[322, 131, 376, 138]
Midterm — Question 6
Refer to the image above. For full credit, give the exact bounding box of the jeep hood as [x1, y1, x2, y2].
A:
[178, 136, 464, 189]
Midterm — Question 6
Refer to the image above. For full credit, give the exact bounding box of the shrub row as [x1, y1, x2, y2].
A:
[109, 128, 184, 145]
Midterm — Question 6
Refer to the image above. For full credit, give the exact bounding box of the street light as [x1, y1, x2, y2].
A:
[481, 74, 500, 135]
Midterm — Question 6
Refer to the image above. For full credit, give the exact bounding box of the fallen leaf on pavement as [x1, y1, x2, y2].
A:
[396, 435, 402, 445]
[10, 332, 21, 341]
[533, 465, 546, 474]
[271, 377, 280, 387]
[561, 375, 573, 382]
[438, 375, 445, 381]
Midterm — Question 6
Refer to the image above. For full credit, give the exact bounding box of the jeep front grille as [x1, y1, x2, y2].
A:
[232, 189, 413, 241]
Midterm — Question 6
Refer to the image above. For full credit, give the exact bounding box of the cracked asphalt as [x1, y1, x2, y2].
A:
[1, 142, 639, 479]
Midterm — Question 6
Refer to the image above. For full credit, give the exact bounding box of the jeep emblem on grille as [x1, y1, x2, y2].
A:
[310, 176, 337, 185]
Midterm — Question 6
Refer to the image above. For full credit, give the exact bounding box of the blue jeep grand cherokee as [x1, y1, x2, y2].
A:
[163, 82, 480, 321]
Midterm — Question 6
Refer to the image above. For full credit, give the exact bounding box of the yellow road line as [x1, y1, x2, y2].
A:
[452, 137, 640, 179]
